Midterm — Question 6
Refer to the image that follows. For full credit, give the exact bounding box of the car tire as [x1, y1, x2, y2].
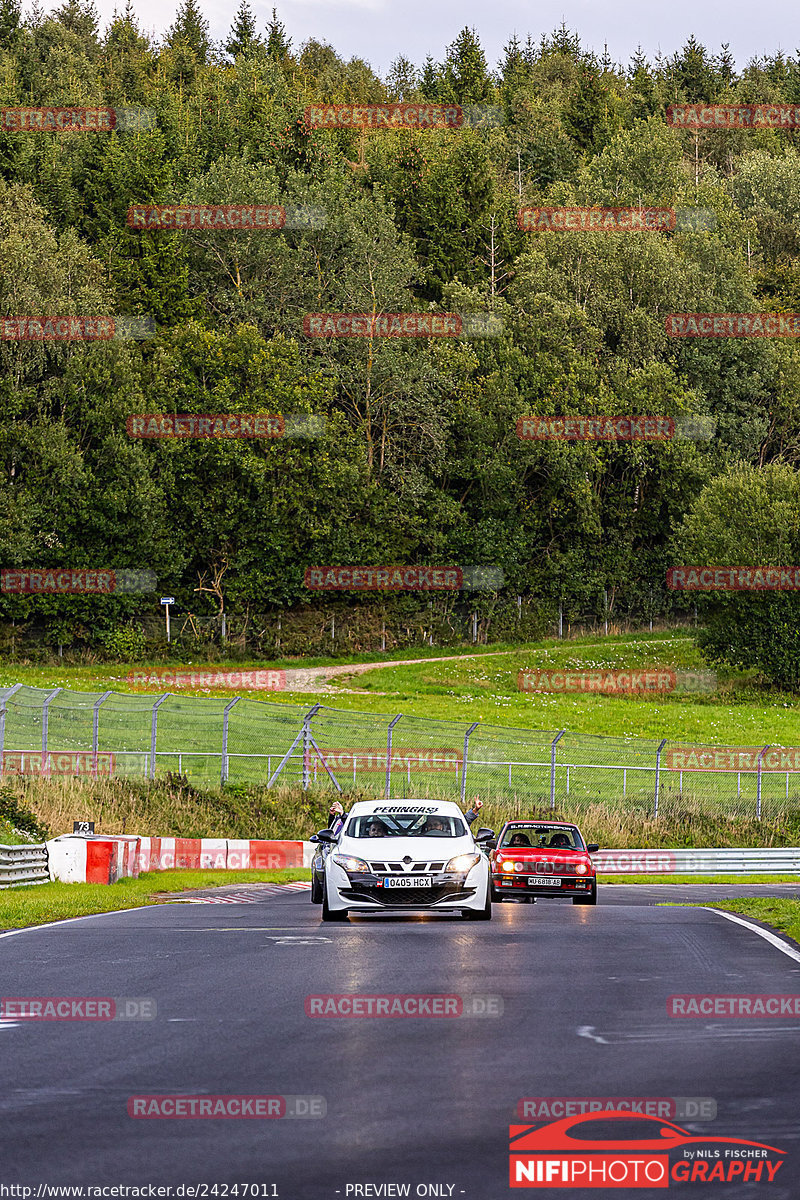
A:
[573, 884, 597, 905]
[310, 872, 323, 903]
[322, 888, 349, 921]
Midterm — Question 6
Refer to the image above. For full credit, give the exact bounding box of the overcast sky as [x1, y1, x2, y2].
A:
[49, 0, 794, 75]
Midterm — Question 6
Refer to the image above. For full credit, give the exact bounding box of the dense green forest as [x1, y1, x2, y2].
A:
[1, 1, 800, 673]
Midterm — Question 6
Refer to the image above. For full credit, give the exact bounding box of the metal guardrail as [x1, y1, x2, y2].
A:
[0, 842, 50, 888]
[593, 847, 800, 875]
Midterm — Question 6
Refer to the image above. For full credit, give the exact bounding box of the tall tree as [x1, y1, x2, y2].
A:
[225, 0, 260, 59]
[266, 7, 290, 60]
[166, 0, 210, 62]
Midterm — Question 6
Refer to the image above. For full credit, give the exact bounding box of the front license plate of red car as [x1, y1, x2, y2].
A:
[529, 876, 560, 886]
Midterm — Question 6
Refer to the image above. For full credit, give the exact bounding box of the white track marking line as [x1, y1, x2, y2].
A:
[700, 908, 800, 964]
[0, 905, 155, 941]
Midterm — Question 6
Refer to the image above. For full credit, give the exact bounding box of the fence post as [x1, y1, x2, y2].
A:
[302, 704, 321, 790]
[149, 694, 169, 780]
[0, 683, 22, 773]
[221, 697, 240, 785]
[654, 738, 667, 817]
[41, 687, 62, 775]
[460, 722, 479, 804]
[92, 690, 112, 777]
[385, 715, 402, 799]
[550, 730, 566, 810]
[756, 745, 769, 819]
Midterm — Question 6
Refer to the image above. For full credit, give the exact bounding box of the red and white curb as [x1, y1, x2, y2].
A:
[47, 837, 313, 884]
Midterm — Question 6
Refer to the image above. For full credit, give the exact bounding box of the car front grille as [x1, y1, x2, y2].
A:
[368, 861, 445, 873]
[343, 881, 475, 907]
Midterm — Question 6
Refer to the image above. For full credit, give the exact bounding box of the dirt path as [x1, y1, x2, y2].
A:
[283, 636, 693, 693]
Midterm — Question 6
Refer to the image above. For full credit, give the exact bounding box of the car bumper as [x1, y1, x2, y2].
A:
[492, 873, 595, 898]
[328, 867, 487, 910]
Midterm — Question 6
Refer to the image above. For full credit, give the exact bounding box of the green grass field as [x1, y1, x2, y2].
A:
[3, 630, 800, 821]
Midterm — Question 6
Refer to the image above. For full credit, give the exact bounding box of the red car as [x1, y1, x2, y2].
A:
[489, 819, 598, 905]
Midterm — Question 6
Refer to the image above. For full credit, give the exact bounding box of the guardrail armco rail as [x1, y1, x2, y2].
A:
[0, 842, 49, 888]
[593, 847, 800, 875]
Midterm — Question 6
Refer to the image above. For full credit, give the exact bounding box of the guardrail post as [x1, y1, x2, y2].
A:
[0, 683, 23, 773]
[654, 738, 667, 817]
[460, 722, 479, 804]
[550, 731, 566, 810]
[149, 694, 169, 780]
[92, 690, 112, 777]
[221, 697, 240, 785]
[385, 715, 402, 799]
[302, 704, 321, 790]
[41, 688, 62, 775]
[756, 745, 769, 819]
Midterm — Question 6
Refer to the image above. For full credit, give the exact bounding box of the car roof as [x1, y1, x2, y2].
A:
[347, 799, 465, 817]
[501, 819, 577, 828]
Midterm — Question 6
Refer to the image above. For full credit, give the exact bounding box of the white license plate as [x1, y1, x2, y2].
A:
[529, 876, 561, 886]
[381, 876, 432, 888]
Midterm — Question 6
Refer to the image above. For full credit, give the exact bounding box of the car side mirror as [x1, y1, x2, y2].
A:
[475, 828, 495, 840]
[315, 829, 338, 844]
[309, 833, 320, 844]
[586, 844, 600, 853]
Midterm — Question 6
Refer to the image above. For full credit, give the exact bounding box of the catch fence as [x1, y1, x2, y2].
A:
[0, 684, 797, 820]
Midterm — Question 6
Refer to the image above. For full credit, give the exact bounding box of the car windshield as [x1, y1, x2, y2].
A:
[347, 813, 467, 838]
[499, 823, 584, 851]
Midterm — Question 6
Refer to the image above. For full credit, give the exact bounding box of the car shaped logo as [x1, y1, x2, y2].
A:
[510, 1111, 785, 1154]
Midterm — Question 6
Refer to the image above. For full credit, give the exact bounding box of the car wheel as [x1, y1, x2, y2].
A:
[321, 887, 349, 921]
[573, 884, 597, 905]
[310, 872, 323, 903]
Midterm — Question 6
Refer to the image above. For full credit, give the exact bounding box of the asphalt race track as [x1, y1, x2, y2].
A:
[2, 883, 799, 1198]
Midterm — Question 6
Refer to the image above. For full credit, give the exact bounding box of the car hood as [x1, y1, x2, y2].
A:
[338, 834, 479, 862]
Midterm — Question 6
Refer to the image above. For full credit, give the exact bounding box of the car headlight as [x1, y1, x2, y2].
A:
[332, 854, 370, 874]
[515, 861, 525, 872]
[500, 860, 515, 872]
[576, 862, 588, 874]
[445, 852, 481, 873]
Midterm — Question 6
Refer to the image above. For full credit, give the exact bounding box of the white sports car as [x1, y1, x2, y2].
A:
[313, 799, 493, 921]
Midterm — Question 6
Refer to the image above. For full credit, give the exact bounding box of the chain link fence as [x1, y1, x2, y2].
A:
[0, 684, 797, 820]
